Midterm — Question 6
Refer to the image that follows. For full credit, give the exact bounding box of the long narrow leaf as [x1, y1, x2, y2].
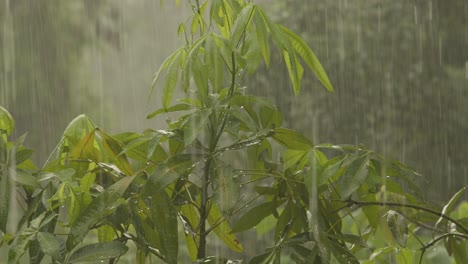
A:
[278, 25, 334, 92]
[68, 241, 128, 263]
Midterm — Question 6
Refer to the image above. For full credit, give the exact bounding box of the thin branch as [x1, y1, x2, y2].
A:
[347, 199, 468, 234]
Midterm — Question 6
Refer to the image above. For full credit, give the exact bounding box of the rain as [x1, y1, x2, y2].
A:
[1, 0, 468, 263]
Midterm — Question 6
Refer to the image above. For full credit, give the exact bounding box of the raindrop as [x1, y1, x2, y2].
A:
[414, 5, 418, 25]
[428, 1, 433, 21]
[465, 61, 468, 79]
[377, 5, 381, 33]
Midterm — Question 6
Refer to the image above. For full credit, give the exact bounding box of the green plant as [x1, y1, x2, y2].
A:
[1, 1, 468, 263]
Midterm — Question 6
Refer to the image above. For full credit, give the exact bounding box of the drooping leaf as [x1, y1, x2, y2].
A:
[183, 109, 212, 146]
[147, 103, 192, 119]
[143, 154, 198, 196]
[150, 190, 178, 264]
[284, 49, 304, 95]
[66, 175, 136, 250]
[259, 106, 282, 129]
[0, 165, 10, 233]
[207, 202, 243, 252]
[60, 114, 96, 148]
[319, 154, 355, 185]
[213, 164, 240, 211]
[283, 149, 309, 170]
[272, 127, 313, 150]
[68, 241, 128, 263]
[180, 203, 200, 261]
[386, 210, 408, 247]
[0, 106, 14, 136]
[97, 225, 115, 242]
[339, 153, 370, 198]
[278, 25, 334, 92]
[434, 186, 468, 232]
[204, 35, 224, 92]
[248, 250, 275, 264]
[254, 10, 270, 67]
[162, 50, 183, 109]
[8, 228, 36, 264]
[14, 148, 33, 165]
[36, 232, 61, 261]
[232, 201, 278, 233]
[230, 5, 255, 47]
[151, 47, 184, 100]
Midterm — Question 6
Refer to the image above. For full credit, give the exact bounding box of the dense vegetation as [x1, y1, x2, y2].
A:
[1, 0, 468, 263]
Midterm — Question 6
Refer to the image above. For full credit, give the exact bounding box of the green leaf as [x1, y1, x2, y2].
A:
[14, 148, 33, 165]
[339, 153, 370, 198]
[192, 56, 209, 99]
[232, 201, 278, 233]
[183, 109, 212, 146]
[386, 210, 408, 247]
[0, 164, 11, 233]
[249, 251, 275, 264]
[204, 35, 224, 92]
[259, 106, 282, 129]
[14, 168, 39, 187]
[147, 103, 192, 119]
[435, 186, 468, 232]
[150, 190, 178, 264]
[8, 228, 36, 264]
[66, 175, 136, 250]
[283, 149, 308, 170]
[284, 49, 304, 95]
[36, 232, 61, 260]
[151, 47, 184, 100]
[254, 10, 270, 67]
[0, 106, 14, 136]
[272, 127, 313, 150]
[180, 204, 199, 261]
[183, 37, 207, 92]
[226, 107, 258, 132]
[95, 130, 134, 176]
[68, 241, 128, 263]
[319, 154, 354, 185]
[207, 202, 243, 252]
[60, 114, 96, 148]
[213, 164, 240, 211]
[143, 154, 197, 195]
[162, 50, 182, 109]
[97, 225, 115, 242]
[278, 25, 334, 92]
[230, 5, 255, 47]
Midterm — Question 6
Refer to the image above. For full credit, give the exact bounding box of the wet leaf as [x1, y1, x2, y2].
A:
[150, 190, 178, 264]
[278, 25, 334, 92]
[0, 106, 14, 136]
[339, 153, 370, 198]
[435, 186, 468, 232]
[207, 202, 243, 252]
[272, 127, 313, 150]
[68, 241, 128, 263]
[386, 210, 408, 247]
[183, 109, 212, 146]
[232, 201, 278, 233]
[36, 232, 61, 260]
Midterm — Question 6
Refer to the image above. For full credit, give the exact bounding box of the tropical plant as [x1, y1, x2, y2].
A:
[1, 0, 468, 263]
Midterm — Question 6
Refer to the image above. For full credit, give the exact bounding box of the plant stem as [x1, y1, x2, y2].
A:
[197, 51, 238, 260]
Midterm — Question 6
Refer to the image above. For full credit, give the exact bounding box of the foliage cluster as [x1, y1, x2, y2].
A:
[1, 1, 468, 263]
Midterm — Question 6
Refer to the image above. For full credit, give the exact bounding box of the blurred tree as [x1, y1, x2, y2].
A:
[0, 0, 119, 163]
[252, 0, 468, 202]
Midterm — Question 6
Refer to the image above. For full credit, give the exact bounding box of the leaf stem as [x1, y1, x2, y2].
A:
[347, 199, 468, 234]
